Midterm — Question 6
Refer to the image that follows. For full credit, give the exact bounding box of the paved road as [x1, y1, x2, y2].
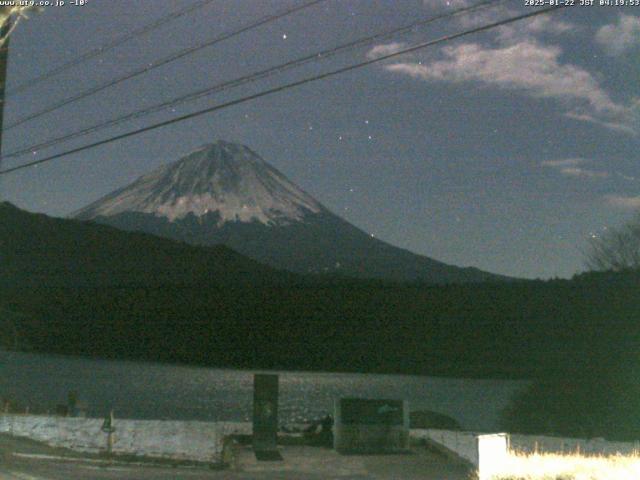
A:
[1, 434, 471, 479]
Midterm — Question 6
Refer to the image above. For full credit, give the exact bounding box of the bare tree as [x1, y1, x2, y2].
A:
[586, 213, 640, 271]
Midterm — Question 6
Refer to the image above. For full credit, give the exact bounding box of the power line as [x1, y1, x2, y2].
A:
[3, 0, 328, 131]
[3, 0, 507, 161]
[0, 4, 568, 176]
[5, 0, 218, 98]
[6, 1, 218, 99]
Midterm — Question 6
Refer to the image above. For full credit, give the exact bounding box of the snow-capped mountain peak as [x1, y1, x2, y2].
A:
[74, 141, 323, 225]
[73, 140, 505, 283]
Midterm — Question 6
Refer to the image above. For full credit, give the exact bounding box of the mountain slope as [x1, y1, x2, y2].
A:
[0, 201, 293, 288]
[74, 141, 505, 284]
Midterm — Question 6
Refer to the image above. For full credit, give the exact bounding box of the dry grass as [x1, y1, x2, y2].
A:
[492, 451, 640, 480]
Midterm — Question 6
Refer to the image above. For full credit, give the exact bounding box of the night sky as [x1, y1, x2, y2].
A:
[1, 0, 639, 279]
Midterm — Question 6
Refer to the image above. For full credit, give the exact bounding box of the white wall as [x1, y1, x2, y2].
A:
[477, 434, 508, 480]
[0, 414, 251, 464]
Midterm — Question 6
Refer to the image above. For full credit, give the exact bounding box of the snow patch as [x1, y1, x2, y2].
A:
[74, 141, 323, 225]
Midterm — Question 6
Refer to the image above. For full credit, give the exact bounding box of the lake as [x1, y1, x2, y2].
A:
[0, 350, 528, 431]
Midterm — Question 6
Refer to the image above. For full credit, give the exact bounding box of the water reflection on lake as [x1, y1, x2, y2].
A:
[1, 351, 529, 431]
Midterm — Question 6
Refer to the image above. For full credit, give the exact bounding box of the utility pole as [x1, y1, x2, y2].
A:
[0, 6, 41, 178]
[0, 13, 12, 163]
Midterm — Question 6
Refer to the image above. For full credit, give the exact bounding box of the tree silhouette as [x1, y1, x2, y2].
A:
[586, 212, 640, 271]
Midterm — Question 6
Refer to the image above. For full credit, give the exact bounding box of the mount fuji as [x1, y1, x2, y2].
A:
[74, 141, 503, 284]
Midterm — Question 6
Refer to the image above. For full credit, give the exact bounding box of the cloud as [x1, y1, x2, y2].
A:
[559, 167, 609, 179]
[564, 112, 638, 136]
[519, 15, 573, 35]
[424, 1, 574, 44]
[486, 10, 574, 44]
[596, 15, 640, 55]
[366, 42, 407, 60]
[385, 42, 610, 110]
[379, 41, 638, 135]
[542, 158, 609, 179]
[541, 158, 584, 168]
[605, 195, 640, 209]
[370, 5, 635, 134]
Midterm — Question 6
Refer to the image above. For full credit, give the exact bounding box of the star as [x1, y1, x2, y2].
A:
[282, 34, 287, 40]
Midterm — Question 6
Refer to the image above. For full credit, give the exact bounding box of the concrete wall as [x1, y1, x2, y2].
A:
[411, 429, 479, 465]
[217, 421, 252, 438]
[0, 414, 251, 464]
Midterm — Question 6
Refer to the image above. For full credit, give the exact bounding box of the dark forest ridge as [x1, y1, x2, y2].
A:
[2, 202, 639, 380]
[0, 200, 294, 288]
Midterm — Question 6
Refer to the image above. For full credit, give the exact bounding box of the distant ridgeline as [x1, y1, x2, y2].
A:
[2, 201, 640, 379]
